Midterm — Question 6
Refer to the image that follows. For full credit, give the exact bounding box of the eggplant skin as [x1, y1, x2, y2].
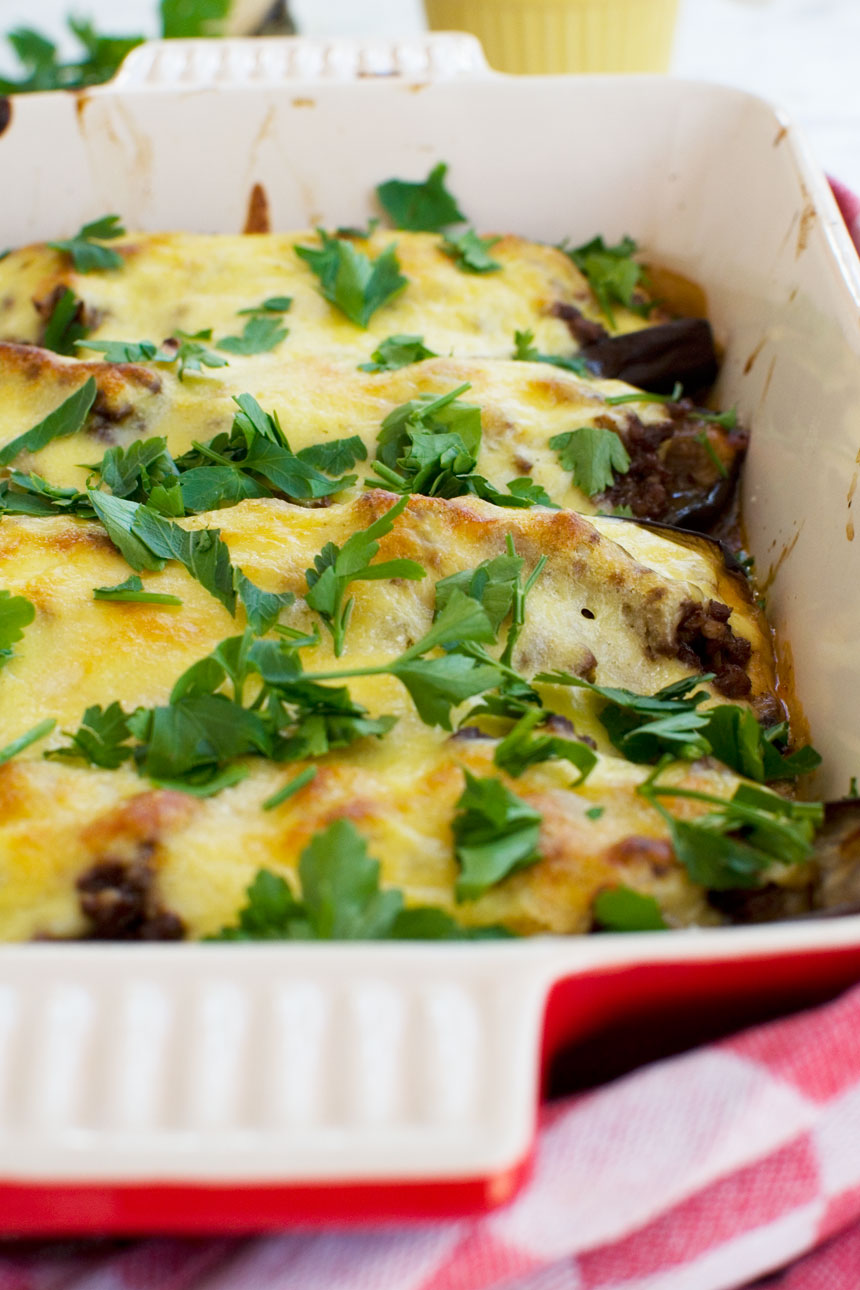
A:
[582, 318, 719, 395]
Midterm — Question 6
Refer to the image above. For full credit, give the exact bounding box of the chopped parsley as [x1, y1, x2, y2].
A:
[638, 766, 823, 890]
[537, 671, 822, 781]
[0, 22, 142, 93]
[441, 229, 501, 274]
[512, 329, 590, 376]
[42, 289, 89, 355]
[216, 315, 288, 356]
[262, 766, 317, 812]
[605, 382, 683, 408]
[549, 425, 631, 497]
[305, 495, 426, 656]
[453, 770, 542, 901]
[563, 234, 653, 327]
[585, 806, 604, 821]
[49, 215, 126, 274]
[78, 331, 229, 381]
[294, 229, 407, 328]
[93, 575, 182, 606]
[493, 707, 596, 783]
[209, 818, 510, 940]
[592, 886, 667, 932]
[237, 296, 293, 315]
[0, 378, 97, 468]
[359, 334, 437, 373]
[370, 384, 539, 508]
[376, 162, 466, 233]
[0, 590, 35, 669]
[0, 719, 56, 767]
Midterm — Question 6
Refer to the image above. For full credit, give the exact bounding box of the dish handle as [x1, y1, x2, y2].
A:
[109, 33, 493, 90]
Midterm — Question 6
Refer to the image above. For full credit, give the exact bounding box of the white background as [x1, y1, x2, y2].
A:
[0, 0, 858, 191]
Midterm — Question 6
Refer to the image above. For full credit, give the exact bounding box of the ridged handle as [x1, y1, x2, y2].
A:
[110, 34, 492, 89]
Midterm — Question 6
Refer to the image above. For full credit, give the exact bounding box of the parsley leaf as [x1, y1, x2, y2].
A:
[165, 329, 229, 381]
[209, 818, 510, 941]
[93, 575, 182, 606]
[0, 473, 90, 518]
[0, 589, 35, 668]
[705, 706, 822, 781]
[262, 765, 317, 811]
[639, 769, 824, 890]
[233, 571, 294, 636]
[564, 234, 652, 327]
[494, 707, 596, 783]
[435, 551, 523, 634]
[294, 230, 407, 328]
[91, 437, 179, 501]
[237, 296, 292, 315]
[376, 162, 466, 232]
[160, 0, 231, 38]
[695, 406, 739, 430]
[549, 426, 631, 497]
[47, 702, 132, 770]
[0, 719, 56, 767]
[76, 339, 161, 364]
[605, 382, 683, 408]
[441, 229, 501, 274]
[0, 21, 142, 94]
[592, 886, 667, 931]
[295, 436, 367, 475]
[87, 491, 167, 573]
[42, 289, 89, 355]
[505, 477, 559, 508]
[359, 334, 437, 373]
[49, 215, 126, 274]
[216, 314, 288, 356]
[453, 770, 542, 900]
[0, 378, 97, 468]
[173, 394, 357, 510]
[130, 509, 237, 614]
[512, 328, 590, 376]
[305, 495, 425, 655]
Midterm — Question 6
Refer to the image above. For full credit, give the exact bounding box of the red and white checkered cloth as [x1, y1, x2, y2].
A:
[0, 186, 857, 1290]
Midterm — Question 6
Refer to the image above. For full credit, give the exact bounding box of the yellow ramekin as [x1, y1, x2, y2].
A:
[423, 0, 680, 74]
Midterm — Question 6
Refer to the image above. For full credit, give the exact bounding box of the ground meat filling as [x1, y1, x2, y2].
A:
[600, 407, 746, 530]
[77, 847, 185, 941]
[674, 598, 753, 698]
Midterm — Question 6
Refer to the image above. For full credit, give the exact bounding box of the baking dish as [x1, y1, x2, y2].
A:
[0, 33, 859, 1233]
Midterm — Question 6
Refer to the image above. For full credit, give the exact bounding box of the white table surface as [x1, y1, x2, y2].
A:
[1, 0, 858, 192]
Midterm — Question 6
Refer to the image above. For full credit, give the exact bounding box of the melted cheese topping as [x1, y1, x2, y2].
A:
[0, 229, 775, 942]
[0, 493, 769, 940]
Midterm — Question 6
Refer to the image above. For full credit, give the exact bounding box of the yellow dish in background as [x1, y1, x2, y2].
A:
[424, 0, 680, 74]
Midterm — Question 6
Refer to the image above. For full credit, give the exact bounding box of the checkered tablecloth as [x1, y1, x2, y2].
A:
[0, 185, 857, 1290]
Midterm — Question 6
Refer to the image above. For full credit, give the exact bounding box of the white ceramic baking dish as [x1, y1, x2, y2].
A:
[0, 34, 859, 1233]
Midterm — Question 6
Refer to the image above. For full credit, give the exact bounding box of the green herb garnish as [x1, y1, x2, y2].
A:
[441, 228, 501, 274]
[93, 575, 182, 606]
[493, 707, 596, 783]
[216, 315, 288, 356]
[0, 589, 35, 668]
[549, 425, 631, 497]
[605, 382, 683, 407]
[453, 770, 542, 901]
[512, 329, 590, 376]
[209, 818, 510, 940]
[0, 719, 56, 767]
[359, 334, 437, 373]
[592, 886, 667, 931]
[49, 215, 125, 274]
[376, 162, 466, 233]
[305, 495, 426, 656]
[0, 378, 97, 468]
[42, 289, 89, 355]
[295, 229, 407, 328]
[564, 234, 652, 327]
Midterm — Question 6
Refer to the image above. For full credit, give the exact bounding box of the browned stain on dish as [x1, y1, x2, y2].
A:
[243, 183, 271, 234]
[762, 523, 803, 593]
[773, 125, 788, 147]
[796, 185, 817, 258]
[743, 337, 766, 375]
[0, 97, 11, 138]
[788, 286, 798, 303]
[847, 462, 859, 541]
[773, 635, 814, 755]
[292, 96, 316, 108]
[408, 82, 430, 93]
[757, 355, 778, 414]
